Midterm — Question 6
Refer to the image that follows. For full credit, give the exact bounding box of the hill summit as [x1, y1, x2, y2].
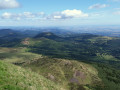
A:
[34, 32, 61, 40]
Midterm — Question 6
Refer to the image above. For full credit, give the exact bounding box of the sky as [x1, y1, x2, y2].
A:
[0, 0, 120, 26]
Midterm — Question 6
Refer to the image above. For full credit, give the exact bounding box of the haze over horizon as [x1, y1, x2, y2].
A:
[0, 0, 120, 26]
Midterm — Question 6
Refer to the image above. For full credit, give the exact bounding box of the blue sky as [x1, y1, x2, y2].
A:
[0, 0, 120, 26]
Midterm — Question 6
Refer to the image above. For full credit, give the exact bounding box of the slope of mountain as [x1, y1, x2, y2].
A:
[0, 29, 33, 47]
[0, 47, 101, 90]
[24, 57, 101, 90]
[1, 47, 120, 90]
[0, 61, 64, 90]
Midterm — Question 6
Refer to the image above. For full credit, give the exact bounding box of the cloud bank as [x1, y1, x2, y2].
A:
[0, 0, 20, 9]
[1, 9, 89, 20]
[1, 12, 45, 20]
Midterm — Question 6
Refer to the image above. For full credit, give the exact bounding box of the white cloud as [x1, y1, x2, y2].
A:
[1, 12, 12, 19]
[0, 0, 20, 9]
[62, 9, 88, 18]
[47, 9, 88, 20]
[0, 9, 88, 20]
[53, 15, 62, 19]
[1, 12, 45, 20]
[23, 12, 36, 18]
[89, 4, 108, 9]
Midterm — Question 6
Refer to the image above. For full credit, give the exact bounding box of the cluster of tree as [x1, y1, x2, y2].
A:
[91, 63, 120, 90]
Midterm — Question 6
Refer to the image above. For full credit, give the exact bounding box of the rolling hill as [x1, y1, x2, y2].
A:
[0, 32, 120, 90]
[20, 32, 119, 62]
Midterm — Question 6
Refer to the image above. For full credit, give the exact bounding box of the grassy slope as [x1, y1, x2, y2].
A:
[1, 43, 120, 90]
[0, 60, 64, 90]
[0, 47, 101, 90]
[24, 57, 101, 90]
[0, 47, 42, 64]
[88, 36, 114, 43]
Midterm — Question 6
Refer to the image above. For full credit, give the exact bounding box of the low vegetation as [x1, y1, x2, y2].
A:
[0, 61, 64, 90]
[24, 57, 101, 89]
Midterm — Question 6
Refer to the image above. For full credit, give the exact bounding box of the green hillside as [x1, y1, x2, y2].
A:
[21, 33, 119, 62]
[0, 60, 64, 90]
[0, 47, 42, 64]
[0, 47, 101, 90]
[24, 57, 101, 90]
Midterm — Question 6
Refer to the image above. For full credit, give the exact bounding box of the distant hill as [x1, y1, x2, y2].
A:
[0, 29, 33, 47]
[0, 29, 27, 40]
[34, 32, 62, 40]
[24, 33, 119, 61]
[0, 29, 18, 37]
